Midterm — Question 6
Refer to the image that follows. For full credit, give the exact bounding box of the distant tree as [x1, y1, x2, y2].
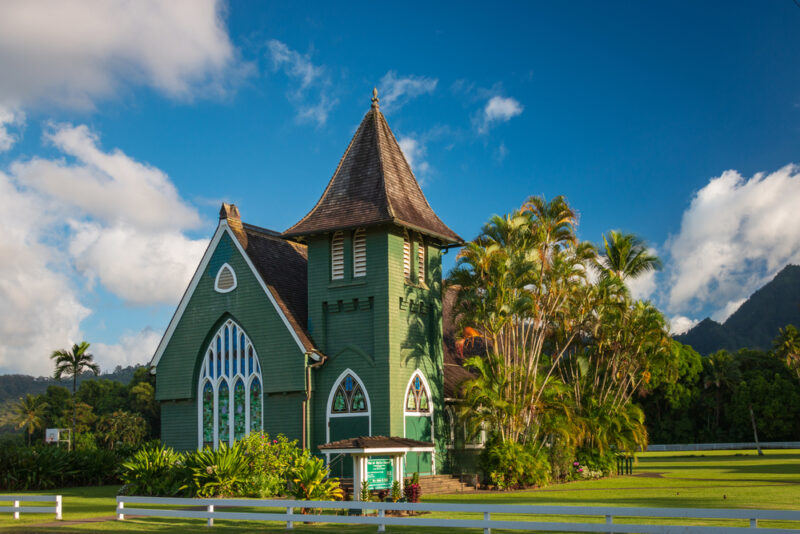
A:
[595, 230, 662, 282]
[773, 325, 800, 379]
[703, 350, 741, 431]
[50, 342, 100, 449]
[96, 410, 146, 449]
[13, 394, 48, 445]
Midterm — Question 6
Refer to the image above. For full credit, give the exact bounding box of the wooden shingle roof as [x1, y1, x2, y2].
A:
[284, 95, 461, 243]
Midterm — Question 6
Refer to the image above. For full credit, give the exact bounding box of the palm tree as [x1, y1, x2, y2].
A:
[13, 394, 48, 445]
[773, 325, 800, 379]
[595, 230, 662, 281]
[50, 341, 100, 449]
[703, 350, 740, 431]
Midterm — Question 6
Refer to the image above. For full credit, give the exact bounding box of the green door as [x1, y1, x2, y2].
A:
[327, 415, 369, 478]
[404, 415, 432, 475]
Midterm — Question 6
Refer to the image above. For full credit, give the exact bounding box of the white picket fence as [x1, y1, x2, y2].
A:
[0, 495, 62, 520]
[116, 496, 800, 533]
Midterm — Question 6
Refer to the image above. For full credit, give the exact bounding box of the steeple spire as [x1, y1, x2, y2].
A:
[371, 87, 379, 109]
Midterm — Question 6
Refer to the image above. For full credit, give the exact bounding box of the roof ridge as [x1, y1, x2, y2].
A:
[372, 109, 395, 220]
[241, 222, 282, 237]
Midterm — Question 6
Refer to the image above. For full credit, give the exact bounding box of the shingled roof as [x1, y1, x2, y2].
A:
[284, 91, 461, 244]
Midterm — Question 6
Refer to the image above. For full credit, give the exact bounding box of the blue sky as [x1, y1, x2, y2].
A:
[1, 0, 799, 374]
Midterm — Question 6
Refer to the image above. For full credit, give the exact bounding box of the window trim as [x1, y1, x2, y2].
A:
[214, 263, 237, 293]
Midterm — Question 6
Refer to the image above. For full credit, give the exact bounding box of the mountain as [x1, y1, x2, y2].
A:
[675, 264, 800, 355]
[0, 365, 141, 404]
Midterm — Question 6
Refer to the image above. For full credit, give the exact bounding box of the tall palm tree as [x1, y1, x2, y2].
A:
[595, 230, 662, 281]
[773, 325, 800, 379]
[50, 341, 99, 449]
[13, 394, 48, 446]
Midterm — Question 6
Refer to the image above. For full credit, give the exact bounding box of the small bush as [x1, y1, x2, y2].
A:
[240, 433, 303, 497]
[120, 442, 187, 496]
[287, 454, 343, 501]
[185, 442, 250, 497]
[480, 438, 551, 490]
[0, 445, 124, 490]
[576, 447, 617, 477]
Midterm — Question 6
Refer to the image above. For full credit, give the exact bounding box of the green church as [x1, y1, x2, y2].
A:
[150, 90, 479, 478]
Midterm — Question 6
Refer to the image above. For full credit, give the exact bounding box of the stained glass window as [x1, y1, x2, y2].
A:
[233, 379, 245, 441]
[405, 372, 431, 414]
[218, 380, 230, 446]
[202, 381, 214, 448]
[250, 378, 262, 432]
[197, 319, 263, 449]
[329, 373, 368, 414]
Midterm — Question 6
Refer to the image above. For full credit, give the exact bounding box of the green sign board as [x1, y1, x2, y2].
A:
[366, 458, 393, 490]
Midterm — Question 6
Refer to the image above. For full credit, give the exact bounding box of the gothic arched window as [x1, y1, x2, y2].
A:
[405, 372, 431, 414]
[197, 319, 263, 449]
[330, 373, 368, 414]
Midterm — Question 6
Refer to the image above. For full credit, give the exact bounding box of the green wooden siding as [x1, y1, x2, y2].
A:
[161, 400, 197, 452]
[156, 230, 306, 449]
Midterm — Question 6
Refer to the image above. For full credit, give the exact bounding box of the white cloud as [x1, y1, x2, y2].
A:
[93, 328, 162, 370]
[0, 0, 239, 108]
[378, 71, 437, 112]
[267, 39, 337, 126]
[711, 298, 746, 323]
[398, 136, 431, 180]
[670, 315, 698, 336]
[0, 171, 90, 375]
[666, 165, 800, 318]
[0, 124, 208, 373]
[627, 269, 658, 301]
[68, 221, 207, 305]
[476, 95, 523, 134]
[0, 106, 24, 152]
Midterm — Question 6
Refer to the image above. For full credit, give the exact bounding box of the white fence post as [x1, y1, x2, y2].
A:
[207, 504, 214, 527]
[751, 518, 758, 528]
[606, 513, 613, 534]
[55, 495, 62, 520]
[378, 509, 386, 532]
[13, 500, 19, 520]
[118, 500, 125, 521]
[286, 506, 293, 529]
[484, 511, 491, 534]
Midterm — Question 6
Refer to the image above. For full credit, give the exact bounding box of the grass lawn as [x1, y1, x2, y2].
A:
[1, 449, 799, 533]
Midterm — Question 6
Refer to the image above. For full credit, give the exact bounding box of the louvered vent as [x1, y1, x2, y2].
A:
[215, 264, 237, 293]
[403, 234, 411, 279]
[417, 236, 425, 285]
[331, 232, 344, 280]
[353, 229, 366, 278]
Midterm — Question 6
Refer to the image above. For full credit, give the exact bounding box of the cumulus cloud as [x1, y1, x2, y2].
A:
[627, 269, 658, 301]
[670, 316, 698, 336]
[666, 165, 800, 318]
[0, 124, 208, 373]
[398, 136, 431, 181]
[0, 0, 239, 108]
[0, 171, 90, 375]
[92, 328, 163, 370]
[476, 95, 523, 134]
[0, 106, 24, 152]
[378, 71, 437, 112]
[266, 39, 337, 125]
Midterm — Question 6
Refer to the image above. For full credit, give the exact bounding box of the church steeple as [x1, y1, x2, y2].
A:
[284, 90, 461, 244]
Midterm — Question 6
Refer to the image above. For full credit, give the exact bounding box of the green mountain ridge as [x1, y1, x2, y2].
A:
[675, 264, 800, 355]
[0, 365, 141, 404]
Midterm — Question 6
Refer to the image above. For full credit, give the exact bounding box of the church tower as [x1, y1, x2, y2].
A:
[284, 89, 461, 474]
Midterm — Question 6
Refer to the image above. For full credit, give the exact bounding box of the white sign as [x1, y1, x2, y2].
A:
[45, 429, 59, 443]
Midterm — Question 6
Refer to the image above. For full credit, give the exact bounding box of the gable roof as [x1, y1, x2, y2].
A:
[149, 218, 316, 370]
[284, 97, 461, 244]
[240, 222, 314, 352]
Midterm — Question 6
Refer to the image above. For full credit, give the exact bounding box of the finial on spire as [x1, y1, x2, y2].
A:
[371, 87, 379, 109]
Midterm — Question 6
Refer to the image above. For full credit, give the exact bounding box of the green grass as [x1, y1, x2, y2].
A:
[2, 449, 799, 533]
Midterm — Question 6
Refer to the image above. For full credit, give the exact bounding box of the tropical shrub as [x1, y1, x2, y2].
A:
[185, 442, 250, 497]
[480, 438, 551, 490]
[120, 442, 187, 496]
[575, 447, 617, 477]
[391, 480, 402, 502]
[287, 454, 343, 501]
[0, 445, 124, 490]
[97, 410, 147, 449]
[240, 433, 302, 497]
